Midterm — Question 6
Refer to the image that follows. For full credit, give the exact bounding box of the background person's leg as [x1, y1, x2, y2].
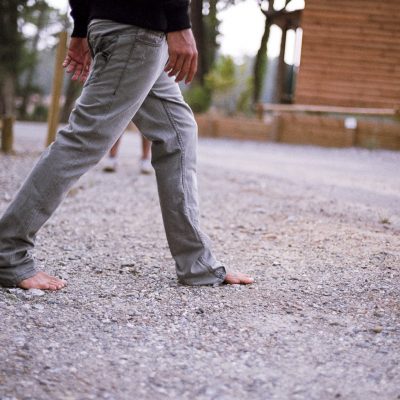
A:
[110, 137, 122, 158]
[103, 136, 122, 173]
[133, 72, 226, 286]
[141, 135, 151, 160]
[139, 134, 153, 174]
[0, 21, 167, 287]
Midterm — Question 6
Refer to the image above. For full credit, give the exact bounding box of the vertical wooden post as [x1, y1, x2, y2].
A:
[271, 112, 282, 142]
[46, 31, 68, 147]
[256, 103, 264, 120]
[1, 116, 14, 153]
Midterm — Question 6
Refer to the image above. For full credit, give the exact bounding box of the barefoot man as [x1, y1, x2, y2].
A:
[0, 0, 253, 290]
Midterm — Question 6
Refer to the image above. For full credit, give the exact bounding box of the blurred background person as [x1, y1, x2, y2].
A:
[103, 132, 153, 175]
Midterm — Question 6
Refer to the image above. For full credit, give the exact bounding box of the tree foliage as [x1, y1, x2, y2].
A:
[205, 55, 236, 93]
[0, 0, 67, 117]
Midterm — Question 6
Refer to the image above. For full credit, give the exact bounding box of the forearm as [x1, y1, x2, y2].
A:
[164, 0, 191, 32]
[69, 0, 90, 37]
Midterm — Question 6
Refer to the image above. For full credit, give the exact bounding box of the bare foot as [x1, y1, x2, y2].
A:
[18, 271, 67, 291]
[224, 272, 254, 285]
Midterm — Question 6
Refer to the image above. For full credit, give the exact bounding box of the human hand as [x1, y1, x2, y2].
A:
[63, 37, 91, 83]
[164, 29, 198, 84]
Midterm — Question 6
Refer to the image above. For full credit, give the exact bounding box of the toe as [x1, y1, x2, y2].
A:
[224, 272, 254, 285]
[50, 278, 66, 287]
[224, 273, 241, 284]
[238, 273, 254, 284]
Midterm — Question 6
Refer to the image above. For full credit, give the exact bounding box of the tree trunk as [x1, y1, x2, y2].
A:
[60, 78, 81, 123]
[19, 2, 48, 118]
[204, 0, 218, 74]
[252, 18, 272, 105]
[0, 74, 15, 116]
[252, 0, 276, 106]
[0, 0, 21, 118]
[190, 0, 206, 83]
[274, 26, 287, 103]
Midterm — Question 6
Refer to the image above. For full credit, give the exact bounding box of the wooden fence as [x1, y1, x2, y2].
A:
[195, 107, 400, 151]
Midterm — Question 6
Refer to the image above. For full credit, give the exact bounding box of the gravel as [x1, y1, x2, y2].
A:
[0, 122, 399, 400]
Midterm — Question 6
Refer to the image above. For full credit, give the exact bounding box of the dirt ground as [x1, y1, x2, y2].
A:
[1, 122, 399, 400]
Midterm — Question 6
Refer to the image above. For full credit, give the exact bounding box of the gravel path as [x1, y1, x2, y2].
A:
[1, 122, 399, 400]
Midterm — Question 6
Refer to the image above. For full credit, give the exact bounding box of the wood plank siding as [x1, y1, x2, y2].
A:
[295, 0, 400, 108]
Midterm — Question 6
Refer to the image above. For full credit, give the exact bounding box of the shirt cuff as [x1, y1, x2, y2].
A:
[71, 21, 88, 38]
[165, 3, 191, 32]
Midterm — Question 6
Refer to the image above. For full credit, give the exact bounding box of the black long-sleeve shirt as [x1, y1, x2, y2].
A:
[69, 0, 191, 37]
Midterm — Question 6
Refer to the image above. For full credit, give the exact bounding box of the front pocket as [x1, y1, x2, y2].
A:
[84, 35, 118, 88]
[136, 30, 165, 47]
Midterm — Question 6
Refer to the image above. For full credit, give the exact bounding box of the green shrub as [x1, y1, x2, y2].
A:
[183, 84, 212, 113]
[31, 104, 48, 121]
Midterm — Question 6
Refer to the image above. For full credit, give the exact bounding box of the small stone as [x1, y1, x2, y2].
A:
[371, 326, 383, 333]
[27, 289, 45, 297]
[373, 311, 384, 317]
[272, 261, 280, 266]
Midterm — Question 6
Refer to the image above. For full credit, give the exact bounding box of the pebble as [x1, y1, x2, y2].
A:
[1, 126, 399, 399]
[371, 326, 383, 334]
[27, 289, 46, 297]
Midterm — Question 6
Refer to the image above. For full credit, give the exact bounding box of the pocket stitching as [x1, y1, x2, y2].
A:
[84, 35, 119, 88]
[136, 32, 164, 47]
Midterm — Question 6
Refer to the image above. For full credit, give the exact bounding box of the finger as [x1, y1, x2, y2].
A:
[71, 63, 83, 81]
[80, 69, 89, 84]
[164, 53, 178, 73]
[175, 56, 192, 82]
[80, 60, 91, 83]
[85, 58, 91, 70]
[185, 54, 197, 84]
[168, 55, 184, 78]
[66, 60, 77, 74]
[62, 55, 71, 68]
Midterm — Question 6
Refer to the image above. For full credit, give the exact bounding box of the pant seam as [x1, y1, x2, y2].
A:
[161, 99, 186, 192]
[13, 265, 37, 281]
[113, 32, 138, 96]
[161, 100, 219, 278]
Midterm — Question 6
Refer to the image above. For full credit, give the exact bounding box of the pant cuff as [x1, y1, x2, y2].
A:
[178, 264, 226, 286]
[0, 262, 38, 288]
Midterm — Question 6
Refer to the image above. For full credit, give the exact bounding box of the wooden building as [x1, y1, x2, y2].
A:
[198, 0, 400, 150]
[295, 0, 400, 109]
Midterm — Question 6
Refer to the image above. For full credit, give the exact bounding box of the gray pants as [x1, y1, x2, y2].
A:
[0, 20, 226, 287]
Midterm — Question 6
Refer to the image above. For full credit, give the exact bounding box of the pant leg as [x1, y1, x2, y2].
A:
[133, 72, 226, 286]
[0, 20, 167, 287]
